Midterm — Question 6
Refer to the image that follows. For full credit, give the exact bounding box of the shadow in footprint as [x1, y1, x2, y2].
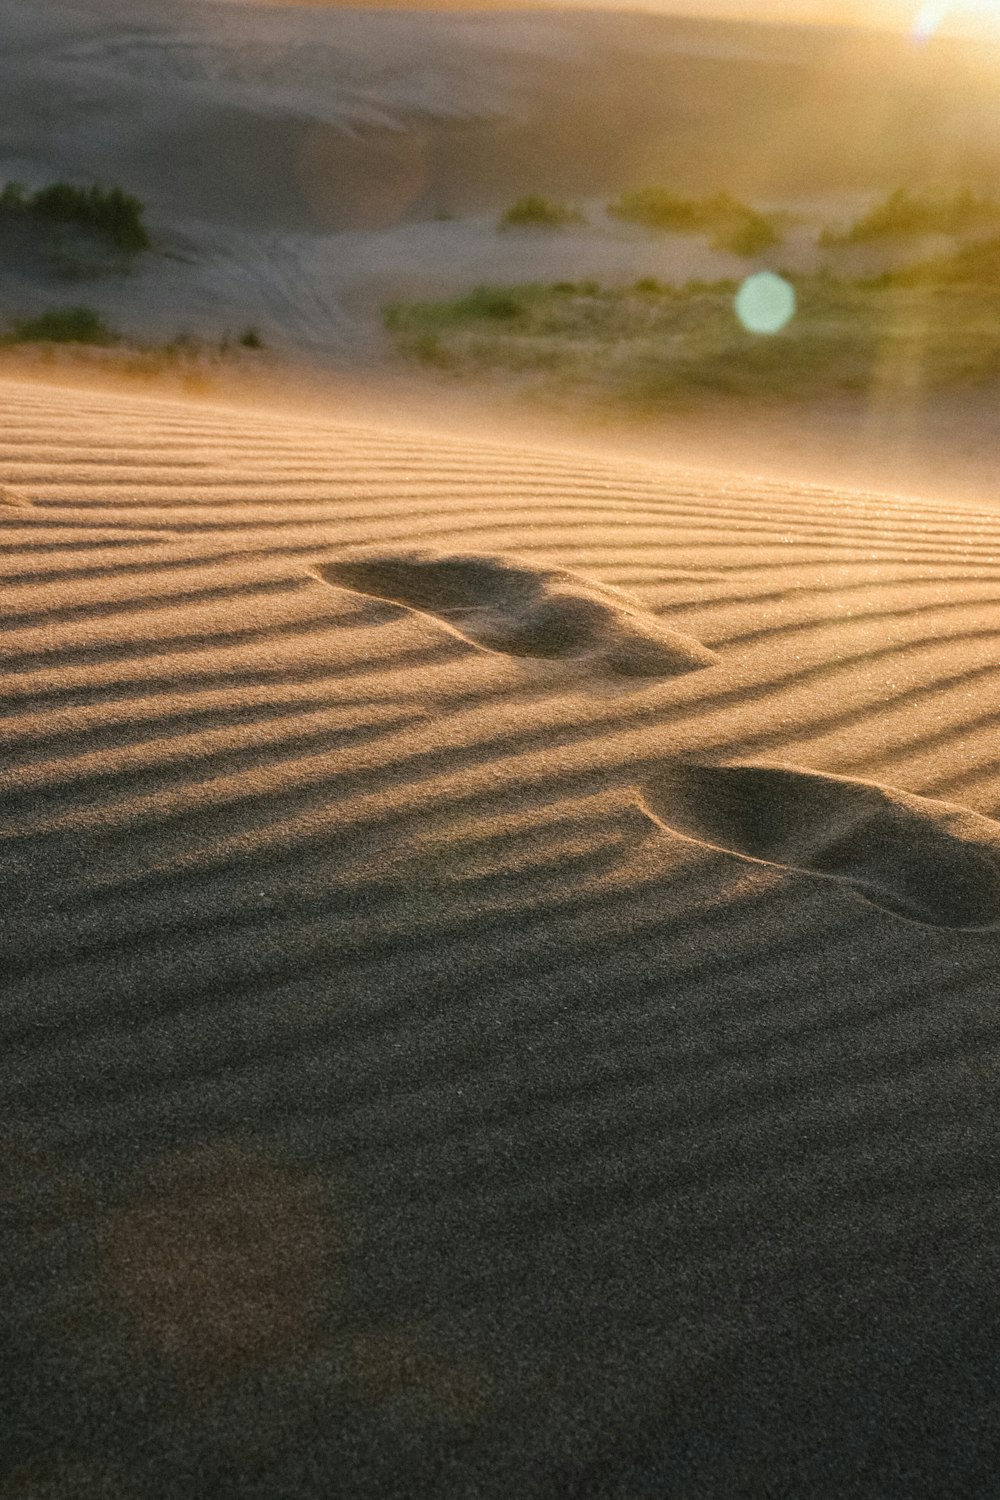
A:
[641, 761, 1000, 928]
[313, 550, 717, 680]
[0, 485, 31, 509]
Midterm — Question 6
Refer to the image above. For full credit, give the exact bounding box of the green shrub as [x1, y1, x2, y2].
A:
[0, 181, 26, 208]
[8, 305, 117, 344]
[821, 187, 1000, 246]
[409, 332, 454, 367]
[609, 186, 780, 257]
[609, 187, 703, 231]
[382, 270, 1000, 404]
[713, 212, 780, 257]
[861, 235, 1000, 288]
[25, 182, 150, 252]
[453, 287, 523, 320]
[384, 287, 527, 342]
[546, 278, 601, 297]
[634, 277, 665, 293]
[684, 278, 739, 294]
[500, 195, 584, 230]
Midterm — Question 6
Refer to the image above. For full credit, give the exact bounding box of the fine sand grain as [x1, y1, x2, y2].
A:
[3, 375, 1000, 1498]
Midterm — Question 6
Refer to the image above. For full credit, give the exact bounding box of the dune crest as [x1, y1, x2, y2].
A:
[642, 761, 1000, 927]
[313, 549, 718, 679]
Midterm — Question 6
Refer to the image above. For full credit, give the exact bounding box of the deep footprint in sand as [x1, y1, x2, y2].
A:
[641, 761, 1000, 928]
[313, 550, 717, 679]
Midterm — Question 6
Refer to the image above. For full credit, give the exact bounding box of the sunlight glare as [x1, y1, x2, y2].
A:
[912, 1, 950, 40]
[911, 1, 1000, 41]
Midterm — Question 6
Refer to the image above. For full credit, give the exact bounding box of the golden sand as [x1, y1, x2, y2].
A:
[3, 376, 1000, 1497]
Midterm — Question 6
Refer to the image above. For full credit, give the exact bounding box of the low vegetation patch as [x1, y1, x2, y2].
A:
[0, 180, 150, 253]
[6, 305, 118, 344]
[821, 187, 1000, 246]
[858, 234, 1000, 290]
[2, 311, 271, 374]
[0, 318, 271, 400]
[607, 187, 781, 256]
[384, 269, 1000, 405]
[499, 195, 585, 230]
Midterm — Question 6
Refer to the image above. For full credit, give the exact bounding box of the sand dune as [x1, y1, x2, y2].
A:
[4, 374, 1000, 1497]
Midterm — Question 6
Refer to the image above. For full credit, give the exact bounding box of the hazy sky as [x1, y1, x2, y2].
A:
[264, 0, 1000, 42]
[574, 1, 1000, 37]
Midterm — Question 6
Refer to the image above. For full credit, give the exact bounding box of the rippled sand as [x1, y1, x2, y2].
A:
[4, 376, 1000, 1499]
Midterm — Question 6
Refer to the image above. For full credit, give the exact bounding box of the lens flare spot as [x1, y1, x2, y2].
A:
[734, 271, 796, 336]
[100, 1144, 331, 1371]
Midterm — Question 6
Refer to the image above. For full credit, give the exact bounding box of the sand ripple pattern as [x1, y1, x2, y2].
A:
[3, 378, 1000, 1500]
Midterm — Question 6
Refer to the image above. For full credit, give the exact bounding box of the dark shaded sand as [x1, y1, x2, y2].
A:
[315, 549, 717, 677]
[4, 377, 1000, 1500]
[642, 761, 1000, 927]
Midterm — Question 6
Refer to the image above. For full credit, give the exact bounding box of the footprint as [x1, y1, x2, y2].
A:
[641, 761, 1000, 928]
[312, 550, 717, 679]
[0, 485, 30, 508]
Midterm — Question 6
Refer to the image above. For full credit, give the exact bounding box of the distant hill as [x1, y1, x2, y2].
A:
[4, 1, 1000, 233]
